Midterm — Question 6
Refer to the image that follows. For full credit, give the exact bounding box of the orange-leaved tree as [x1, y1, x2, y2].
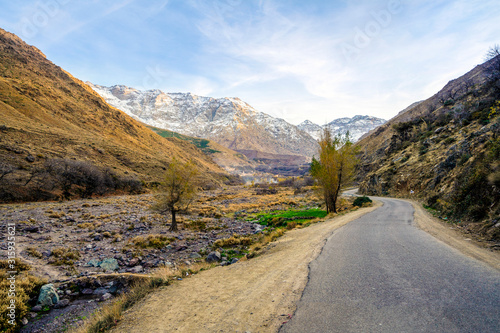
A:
[310, 128, 357, 213]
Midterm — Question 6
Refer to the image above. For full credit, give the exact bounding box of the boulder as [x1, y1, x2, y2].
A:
[85, 259, 100, 267]
[206, 251, 221, 263]
[99, 258, 119, 271]
[37, 284, 59, 306]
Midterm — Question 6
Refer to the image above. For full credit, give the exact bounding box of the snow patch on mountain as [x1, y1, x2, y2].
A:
[298, 115, 386, 141]
[89, 83, 318, 158]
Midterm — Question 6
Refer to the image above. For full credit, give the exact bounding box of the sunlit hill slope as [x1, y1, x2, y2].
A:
[0, 28, 229, 201]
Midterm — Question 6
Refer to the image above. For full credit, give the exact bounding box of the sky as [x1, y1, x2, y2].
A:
[0, 0, 499, 125]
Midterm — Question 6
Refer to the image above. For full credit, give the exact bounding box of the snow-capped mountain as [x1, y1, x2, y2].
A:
[89, 83, 318, 159]
[298, 115, 386, 141]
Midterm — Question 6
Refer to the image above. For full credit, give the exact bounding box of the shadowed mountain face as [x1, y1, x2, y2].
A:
[89, 83, 319, 161]
[356, 54, 500, 240]
[0, 28, 229, 201]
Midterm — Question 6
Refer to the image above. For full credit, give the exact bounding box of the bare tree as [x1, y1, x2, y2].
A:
[151, 158, 199, 231]
[484, 44, 500, 81]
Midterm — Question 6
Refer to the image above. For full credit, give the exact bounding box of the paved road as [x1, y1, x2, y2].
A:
[280, 197, 500, 333]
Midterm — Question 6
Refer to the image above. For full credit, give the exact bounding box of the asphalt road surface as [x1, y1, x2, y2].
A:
[280, 197, 500, 333]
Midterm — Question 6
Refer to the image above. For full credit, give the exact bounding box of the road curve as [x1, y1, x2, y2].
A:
[280, 197, 500, 333]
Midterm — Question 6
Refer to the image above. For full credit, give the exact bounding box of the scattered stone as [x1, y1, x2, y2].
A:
[129, 265, 143, 273]
[81, 288, 94, 295]
[24, 226, 39, 233]
[206, 251, 221, 263]
[31, 305, 43, 312]
[189, 253, 202, 259]
[53, 299, 70, 309]
[26, 154, 35, 162]
[93, 287, 108, 296]
[22, 317, 29, 325]
[37, 284, 59, 306]
[175, 245, 188, 252]
[128, 258, 140, 267]
[231, 258, 239, 265]
[101, 293, 113, 301]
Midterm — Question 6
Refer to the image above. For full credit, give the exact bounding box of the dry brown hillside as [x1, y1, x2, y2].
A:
[0, 28, 228, 201]
[356, 53, 500, 244]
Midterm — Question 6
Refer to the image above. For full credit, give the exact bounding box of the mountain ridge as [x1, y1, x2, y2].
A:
[88, 83, 319, 160]
[298, 115, 386, 141]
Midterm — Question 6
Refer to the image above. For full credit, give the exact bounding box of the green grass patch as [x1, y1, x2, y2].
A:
[149, 126, 220, 154]
[252, 208, 328, 227]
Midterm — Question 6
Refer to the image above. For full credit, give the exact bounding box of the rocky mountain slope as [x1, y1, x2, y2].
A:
[0, 28, 228, 201]
[146, 125, 258, 175]
[356, 53, 500, 244]
[89, 84, 319, 161]
[298, 115, 386, 141]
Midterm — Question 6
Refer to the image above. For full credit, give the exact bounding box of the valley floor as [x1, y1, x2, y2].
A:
[108, 203, 381, 333]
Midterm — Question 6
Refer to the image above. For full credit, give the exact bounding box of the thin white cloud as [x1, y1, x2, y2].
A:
[188, 0, 500, 123]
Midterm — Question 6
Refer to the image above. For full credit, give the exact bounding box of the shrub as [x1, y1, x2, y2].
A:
[131, 234, 173, 249]
[49, 247, 80, 266]
[26, 247, 43, 258]
[0, 264, 46, 332]
[213, 234, 253, 248]
[184, 220, 206, 231]
[353, 196, 372, 207]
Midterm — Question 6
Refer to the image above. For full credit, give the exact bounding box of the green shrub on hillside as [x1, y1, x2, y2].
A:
[353, 196, 372, 207]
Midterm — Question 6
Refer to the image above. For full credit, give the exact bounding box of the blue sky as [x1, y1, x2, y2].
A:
[0, 0, 499, 125]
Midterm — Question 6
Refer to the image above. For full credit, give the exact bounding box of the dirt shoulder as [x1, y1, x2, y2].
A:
[410, 200, 500, 271]
[109, 203, 381, 333]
